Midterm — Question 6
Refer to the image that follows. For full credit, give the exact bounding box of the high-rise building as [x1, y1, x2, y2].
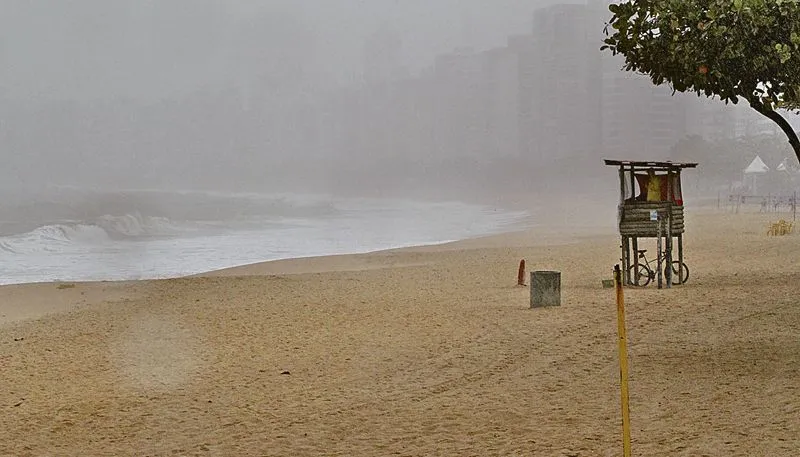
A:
[595, 0, 689, 160]
[683, 96, 737, 140]
[600, 61, 689, 159]
[478, 45, 520, 159]
[530, 3, 603, 166]
[683, 94, 796, 140]
[431, 48, 484, 160]
[362, 26, 405, 85]
[507, 34, 537, 160]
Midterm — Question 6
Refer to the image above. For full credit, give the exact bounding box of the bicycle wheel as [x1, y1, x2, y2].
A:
[627, 264, 652, 287]
[665, 262, 689, 285]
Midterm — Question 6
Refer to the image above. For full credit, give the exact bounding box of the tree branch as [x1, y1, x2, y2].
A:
[749, 101, 800, 164]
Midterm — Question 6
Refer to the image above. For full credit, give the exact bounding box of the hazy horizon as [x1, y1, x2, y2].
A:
[0, 0, 580, 101]
[0, 0, 795, 202]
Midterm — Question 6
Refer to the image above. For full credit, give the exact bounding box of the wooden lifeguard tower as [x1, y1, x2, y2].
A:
[604, 160, 698, 287]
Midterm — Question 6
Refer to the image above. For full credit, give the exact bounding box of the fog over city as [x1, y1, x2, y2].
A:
[1, 1, 575, 99]
[3, 1, 594, 198]
[3, 0, 798, 199]
[2, 0, 800, 235]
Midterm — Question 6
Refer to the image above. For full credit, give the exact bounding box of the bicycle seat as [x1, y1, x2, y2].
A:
[637, 249, 647, 254]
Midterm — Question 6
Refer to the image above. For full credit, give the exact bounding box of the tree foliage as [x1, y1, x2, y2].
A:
[602, 0, 800, 162]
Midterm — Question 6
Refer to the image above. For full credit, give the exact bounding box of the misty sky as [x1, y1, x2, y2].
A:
[0, 0, 579, 101]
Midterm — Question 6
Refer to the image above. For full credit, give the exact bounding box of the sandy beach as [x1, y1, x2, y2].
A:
[1, 209, 799, 456]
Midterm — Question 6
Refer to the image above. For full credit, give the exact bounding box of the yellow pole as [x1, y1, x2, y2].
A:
[614, 264, 632, 457]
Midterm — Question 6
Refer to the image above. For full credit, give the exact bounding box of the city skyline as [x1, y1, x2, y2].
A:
[0, 0, 578, 101]
[1, 0, 798, 196]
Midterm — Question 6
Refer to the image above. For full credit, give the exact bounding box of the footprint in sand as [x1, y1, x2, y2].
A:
[110, 314, 204, 391]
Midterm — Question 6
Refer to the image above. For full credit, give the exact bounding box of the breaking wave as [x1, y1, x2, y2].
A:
[0, 214, 184, 254]
[0, 187, 340, 236]
[0, 187, 533, 284]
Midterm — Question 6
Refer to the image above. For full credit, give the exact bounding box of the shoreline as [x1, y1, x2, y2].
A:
[0, 220, 573, 326]
[0, 199, 622, 327]
[0, 199, 758, 280]
[0, 193, 538, 287]
[0, 199, 732, 290]
[0, 203, 779, 324]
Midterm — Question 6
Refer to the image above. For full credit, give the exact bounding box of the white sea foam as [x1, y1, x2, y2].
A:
[0, 191, 531, 285]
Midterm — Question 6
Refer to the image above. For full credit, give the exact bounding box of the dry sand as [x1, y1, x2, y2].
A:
[1, 209, 799, 456]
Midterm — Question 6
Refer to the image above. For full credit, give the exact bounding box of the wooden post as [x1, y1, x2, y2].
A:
[629, 166, 636, 201]
[666, 205, 673, 288]
[627, 236, 633, 284]
[678, 234, 684, 284]
[631, 237, 639, 286]
[613, 264, 633, 457]
[530, 271, 561, 308]
[621, 236, 629, 285]
[626, 236, 632, 284]
[657, 217, 663, 289]
[666, 169, 672, 206]
[618, 165, 627, 286]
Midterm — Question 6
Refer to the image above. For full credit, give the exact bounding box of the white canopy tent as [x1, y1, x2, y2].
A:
[743, 155, 769, 194]
[776, 157, 799, 173]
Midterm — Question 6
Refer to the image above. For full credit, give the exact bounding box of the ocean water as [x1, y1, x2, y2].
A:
[0, 189, 530, 285]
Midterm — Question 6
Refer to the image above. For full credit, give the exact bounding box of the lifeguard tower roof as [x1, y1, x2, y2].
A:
[604, 159, 698, 170]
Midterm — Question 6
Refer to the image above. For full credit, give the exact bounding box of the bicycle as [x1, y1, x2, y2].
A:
[627, 248, 689, 287]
